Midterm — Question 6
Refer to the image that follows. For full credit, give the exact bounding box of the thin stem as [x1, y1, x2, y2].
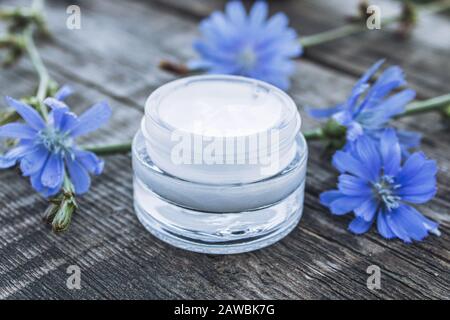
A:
[300, 16, 399, 48]
[303, 127, 325, 140]
[23, 26, 49, 119]
[300, 1, 450, 48]
[398, 93, 450, 118]
[420, 0, 450, 14]
[83, 142, 133, 156]
[82, 92, 450, 156]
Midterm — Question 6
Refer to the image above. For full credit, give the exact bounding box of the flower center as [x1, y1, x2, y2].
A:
[372, 175, 401, 211]
[38, 127, 73, 156]
[237, 46, 257, 71]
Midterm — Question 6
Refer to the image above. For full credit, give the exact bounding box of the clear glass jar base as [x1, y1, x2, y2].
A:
[134, 177, 304, 254]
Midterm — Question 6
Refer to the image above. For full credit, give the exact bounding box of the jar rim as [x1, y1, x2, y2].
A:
[144, 75, 301, 139]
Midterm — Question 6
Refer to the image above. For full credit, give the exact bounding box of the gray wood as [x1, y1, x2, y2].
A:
[0, 0, 448, 299]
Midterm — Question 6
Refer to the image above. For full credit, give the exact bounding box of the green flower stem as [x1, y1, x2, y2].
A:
[398, 93, 450, 117]
[303, 128, 325, 141]
[300, 19, 393, 48]
[83, 92, 450, 155]
[23, 26, 49, 119]
[84, 142, 133, 156]
[50, 175, 77, 232]
[422, 0, 450, 14]
[0, 6, 36, 20]
[299, 1, 450, 48]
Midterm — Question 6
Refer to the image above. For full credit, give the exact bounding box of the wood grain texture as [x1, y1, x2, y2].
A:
[0, 0, 449, 299]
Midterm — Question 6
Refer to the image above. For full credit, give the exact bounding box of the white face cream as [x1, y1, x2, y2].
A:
[157, 80, 283, 137]
[133, 75, 307, 254]
[143, 75, 301, 184]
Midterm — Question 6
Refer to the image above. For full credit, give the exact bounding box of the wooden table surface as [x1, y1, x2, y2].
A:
[0, 0, 449, 299]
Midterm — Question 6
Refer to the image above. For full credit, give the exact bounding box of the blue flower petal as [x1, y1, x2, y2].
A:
[0, 123, 37, 139]
[69, 101, 111, 137]
[332, 150, 373, 181]
[374, 66, 406, 89]
[397, 184, 437, 204]
[225, 1, 247, 26]
[19, 145, 49, 176]
[40, 153, 64, 189]
[363, 66, 406, 108]
[0, 154, 17, 168]
[66, 157, 91, 195]
[389, 205, 431, 242]
[354, 198, 378, 222]
[402, 205, 440, 236]
[249, 1, 268, 28]
[0, 143, 33, 168]
[5, 97, 45, 131]
[54, 85, 74, 101]
[319, 190, 343, 206]
[354, 134, 381, 180]
[43, 97, 70, 111]
[380, 128, 401, 176]
[305, 104, 343, 120]
[337, 174, 371, 196]
[346, 60, 384, 112]
[74, 149, 104, 175]
[200, 13, 231, 43]
[31, 165, 63, 197]
[345, 121, 364, 141]
[348, 216, 374, 234]
[377, 210, 396, 239]
[264, 12, 288, 35]
[60, 112, 80, 133]
[329, 195, 368, 215]
[385, 209, 412, 243]
[396, 152, 428, 185]
[355, 59, 385, 88]
[44, 97, 77, 132]
[398, 158, 437, 190]
[365, 89, 416, 127]
[194, 40, 235, 63]
[320, 188, 368, 216]
[207, 62, 240, 75]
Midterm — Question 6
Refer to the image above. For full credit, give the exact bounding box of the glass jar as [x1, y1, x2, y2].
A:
[133, 75, 308, 254]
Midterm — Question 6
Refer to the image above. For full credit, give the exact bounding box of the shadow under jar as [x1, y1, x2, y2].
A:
[133, 75, 308, 254]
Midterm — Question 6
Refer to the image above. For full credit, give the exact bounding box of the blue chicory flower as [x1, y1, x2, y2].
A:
[189, 1, 302, 90]
[307, 59, 421, 153]
[53, 84, 74, 101]
[320, 129, 440, 243]
[0, 90, 111, 197]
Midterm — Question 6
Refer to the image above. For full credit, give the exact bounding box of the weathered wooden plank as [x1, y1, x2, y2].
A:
[0, 0, 448, 299]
